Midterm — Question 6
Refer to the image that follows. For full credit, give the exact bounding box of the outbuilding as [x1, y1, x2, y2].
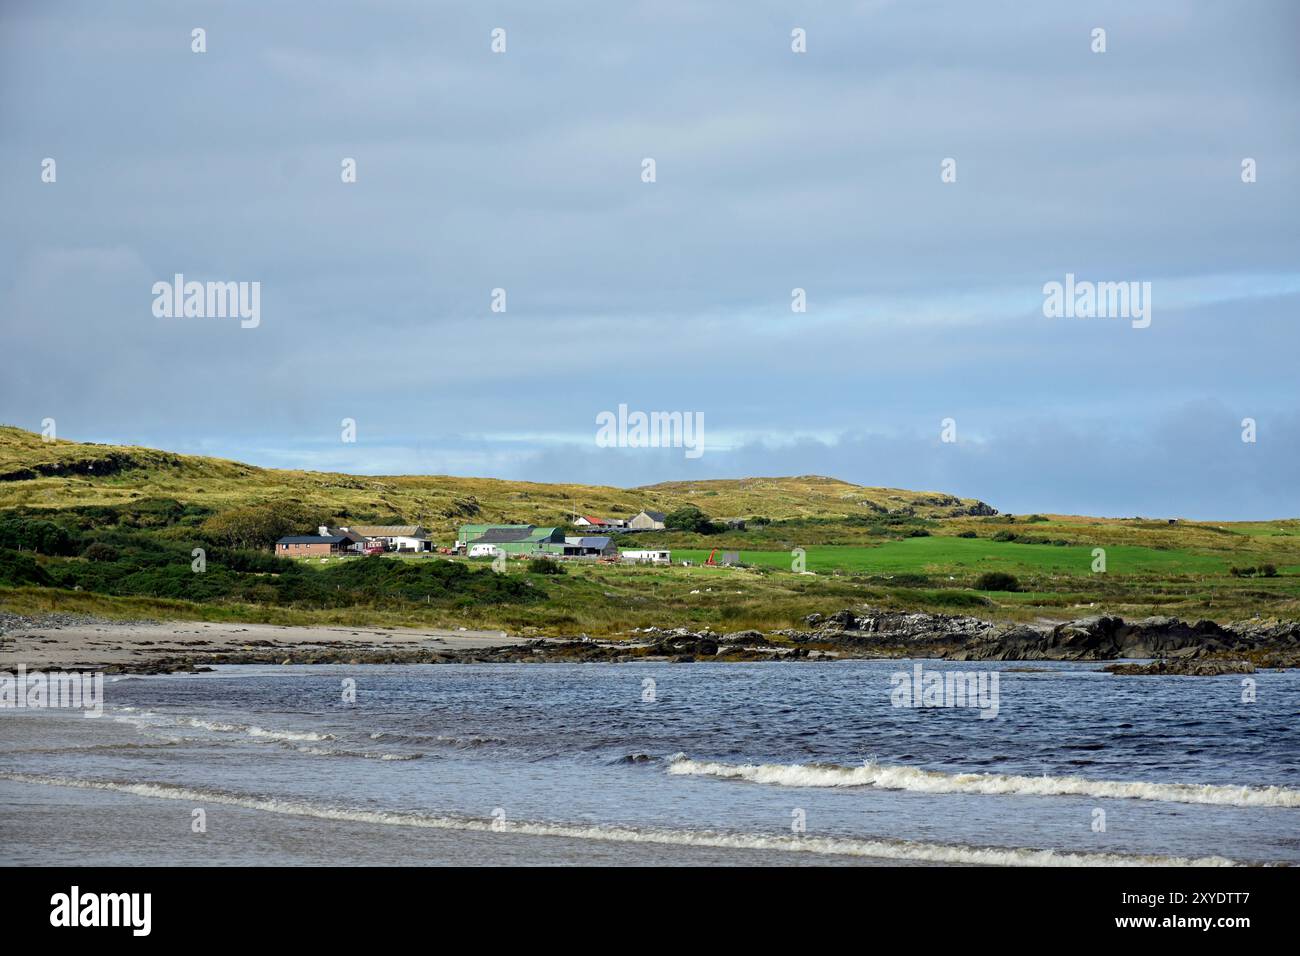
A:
[627, 510, 667, 531]
[621, 549, 671, 565]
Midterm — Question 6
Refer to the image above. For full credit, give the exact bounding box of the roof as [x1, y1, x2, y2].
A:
[475, 528, 535, 544]
[278, 535, 348, 545]
[564, 536, 612, 549]
[638, 510, 667, 521]
[580, 515, 608, 525]
[351, 525, 425, 537]
[526, 526, 562, 541]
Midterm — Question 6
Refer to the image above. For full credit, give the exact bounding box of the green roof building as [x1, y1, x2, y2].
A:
[459, 524, 566, 555]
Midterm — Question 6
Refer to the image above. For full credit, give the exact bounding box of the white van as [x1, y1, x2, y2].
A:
[468, 543, 504, 558]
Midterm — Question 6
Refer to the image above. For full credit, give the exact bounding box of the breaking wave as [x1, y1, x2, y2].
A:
[665, 757, 1300, 808]
[0, 773, 1240, 867]
[111, 709, 334, 743]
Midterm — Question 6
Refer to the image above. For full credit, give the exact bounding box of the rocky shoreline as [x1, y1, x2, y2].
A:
[2, 606, 1295, 675]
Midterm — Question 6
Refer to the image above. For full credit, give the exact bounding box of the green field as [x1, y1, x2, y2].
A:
[668, 538, 1233, 577]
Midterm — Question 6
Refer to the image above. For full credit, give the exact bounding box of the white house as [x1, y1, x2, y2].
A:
[622, 549, 671, 565]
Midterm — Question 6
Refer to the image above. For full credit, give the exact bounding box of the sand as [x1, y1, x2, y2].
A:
[0, 617, 526, 670]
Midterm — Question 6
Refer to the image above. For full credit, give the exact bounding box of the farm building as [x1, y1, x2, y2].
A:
[627, 509, 667, 530]
[562, 536, 618, 557]
[343, 525, 431, 552]
[574, 515, 627, 529]
[459, 524, 566, 555]
[319, 526, 366, 549]
[276, 534, 356, 557]
[622, 549, 671, 565]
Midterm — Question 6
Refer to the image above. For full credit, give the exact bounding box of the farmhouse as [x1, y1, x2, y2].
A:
[344, 525, 431, 552]
[276, 535, 355, 557]
[627, 509, 667, 531]
[573, 515, 609, 528]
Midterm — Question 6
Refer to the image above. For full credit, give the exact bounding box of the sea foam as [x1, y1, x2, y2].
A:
[665, 756, 1300, 808]
[0, 772, 1242, 867]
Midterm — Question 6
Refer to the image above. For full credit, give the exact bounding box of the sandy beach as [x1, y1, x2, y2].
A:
[0, 613, 526, 671]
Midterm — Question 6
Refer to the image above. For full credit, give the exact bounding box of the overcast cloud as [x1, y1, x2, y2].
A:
[1, 1, 1296, 518]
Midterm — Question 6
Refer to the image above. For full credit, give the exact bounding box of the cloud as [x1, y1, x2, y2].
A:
[0, 0, 1296, 518]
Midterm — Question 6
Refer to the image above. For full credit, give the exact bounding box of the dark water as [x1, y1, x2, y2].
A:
[2, 661, 1297, 865]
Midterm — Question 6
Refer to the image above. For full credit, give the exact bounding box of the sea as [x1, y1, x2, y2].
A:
[2, 661, 1297, 866]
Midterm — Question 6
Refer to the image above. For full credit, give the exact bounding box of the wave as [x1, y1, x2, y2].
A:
[368, 731, 503, 748]
[290, 745, 422, 761]
[665, 757, 1300, 809]
[111, 709, 334, 743]
[0, 772, 1240, 867]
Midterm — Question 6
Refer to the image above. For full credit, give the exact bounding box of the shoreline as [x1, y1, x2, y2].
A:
[2, 607, 1296, 675]
[0, 611, 525, 673]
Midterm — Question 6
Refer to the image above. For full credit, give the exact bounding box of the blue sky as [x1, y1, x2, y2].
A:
[1, 1, 1297, 518]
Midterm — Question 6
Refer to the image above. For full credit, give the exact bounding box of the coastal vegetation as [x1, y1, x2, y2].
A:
[1, 426, 1298, 636]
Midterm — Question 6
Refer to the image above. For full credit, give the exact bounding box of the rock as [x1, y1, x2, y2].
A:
[1104, 659, 1256, 676]
[719, 630, 768, 646]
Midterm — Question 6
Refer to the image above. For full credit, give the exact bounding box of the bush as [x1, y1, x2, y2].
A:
[957, 531, 977, 539]
[974, 571, 1020, 592]
[991, 531, 1018, 542]
[528, 558, 565, 574]
[0, 517, 81, 556]
[80, 542, 120, 562]
[0, 549, 52, 587]
[1260, 564, 1278, 578]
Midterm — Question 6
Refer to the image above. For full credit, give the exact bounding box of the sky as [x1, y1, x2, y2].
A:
[1, 0, 1297, 519]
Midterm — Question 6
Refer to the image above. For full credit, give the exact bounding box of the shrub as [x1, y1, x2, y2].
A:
[957, 531, 977, 539]
[0, 517, 80, 556]
[1260, 564, 1278, 578]
[528, 558, 565, 575]
[974, 571, 1020, 592]
[80, 542, 120, 562]
[0, 549, 52, 587]
[888, 573, 931, 587]
[991, 531, 1018, 542]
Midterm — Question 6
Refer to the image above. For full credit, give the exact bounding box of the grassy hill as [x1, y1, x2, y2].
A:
[0, 426, 994, 531]
[2, 425, 1298, 632]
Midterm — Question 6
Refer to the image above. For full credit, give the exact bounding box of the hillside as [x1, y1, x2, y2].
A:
[0, 426, 994, 532]
[3, 426, 1299, 631]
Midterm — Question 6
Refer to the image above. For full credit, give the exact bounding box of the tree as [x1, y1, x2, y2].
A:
[665, 506, 719, 534]
[202, 502, 325, 550]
